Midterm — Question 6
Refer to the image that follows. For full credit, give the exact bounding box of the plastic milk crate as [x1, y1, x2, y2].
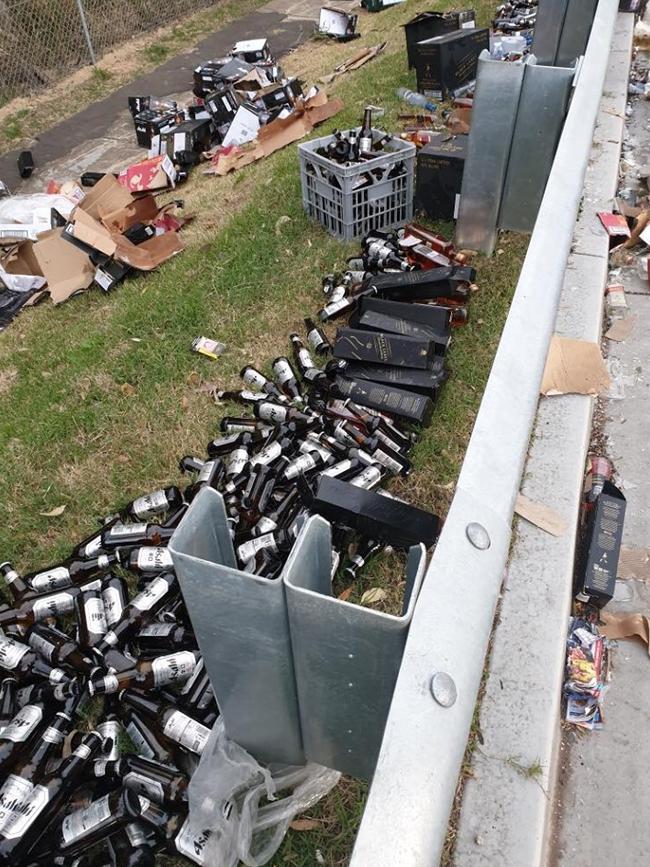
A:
[298, 129, 416, 240]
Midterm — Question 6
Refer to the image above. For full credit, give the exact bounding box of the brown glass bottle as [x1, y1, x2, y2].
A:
[58, 789, 142, 856]
[120, 690, 211, 756]
[96, 753, 188, 809]
[89, 650, 200, 696]
[123, 486, 183, 522]
[93, 572, 178, 658]
[101, 573, 130, 630]
[0, 634, 68, 684]
[106, 823, 156, 867]
[0, 730, 104, 865]
[0, 563, 30, 604]
[121, 707, 177, 767]
[100, 523, 174, 551]
[136, 623, 196, 653]
[25, 553, 118, 595]
[75, 587, 108, 649]
[27, 624, 96, 674]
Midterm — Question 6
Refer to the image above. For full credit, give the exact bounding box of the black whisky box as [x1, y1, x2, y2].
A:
[334, 376, 434, 425]
[575, 481, 626, 607]
[345, 361, 447, 399]
[414, 28, 489, 99]
[415, 133, 468, 221]
[404, 10, 476, 68]
[333, 327, 436, 370]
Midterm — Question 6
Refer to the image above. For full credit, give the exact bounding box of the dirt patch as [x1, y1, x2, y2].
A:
[0, 366, 18, 394]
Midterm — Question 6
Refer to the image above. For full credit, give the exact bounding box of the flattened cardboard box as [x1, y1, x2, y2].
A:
[32, 228, 95, 305]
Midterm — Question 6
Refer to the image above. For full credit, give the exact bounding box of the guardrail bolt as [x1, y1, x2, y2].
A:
[430, 672, 457, 707]
[466, 522, 491, 549]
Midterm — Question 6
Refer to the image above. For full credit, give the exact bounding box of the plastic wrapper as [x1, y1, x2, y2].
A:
[188, 718, 340, 866]
[0, 194, 75, 227]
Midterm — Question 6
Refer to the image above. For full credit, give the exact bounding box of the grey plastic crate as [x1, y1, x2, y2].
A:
[298, 129, 416, 240]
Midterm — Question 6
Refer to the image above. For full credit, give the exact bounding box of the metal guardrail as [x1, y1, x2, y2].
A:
[350, 1, 619, 864]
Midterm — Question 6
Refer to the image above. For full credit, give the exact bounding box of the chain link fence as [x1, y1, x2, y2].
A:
[0, 0, 218, 104]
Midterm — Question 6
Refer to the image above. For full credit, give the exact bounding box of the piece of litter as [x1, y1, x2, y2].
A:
[192, 336, 226, 360]
[39, 505, 67, 517]
[605, 316, 635, 342]
[515, 493, 567, 537]
[541, 335, 611, 396]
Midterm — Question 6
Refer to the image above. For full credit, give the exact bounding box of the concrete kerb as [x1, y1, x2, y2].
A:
[453, 13, 633, 867]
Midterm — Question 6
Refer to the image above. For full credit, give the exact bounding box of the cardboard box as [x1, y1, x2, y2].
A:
[32, 229, 95, 305]
[133, 109, 177, 148]
[160, 118, 213, 156]
[231, 38, 271, 63]
[318, 7, 359, 39]
[576, 481, 627, 607]
[353, 295, 452, 340]
[415, 28, 489, 99]
[118, 155, 177, 193]
[334, 327, 436, 369]
[334, 375, 434, 424]
[415, 133, 468, 221]
[221, 104, 262, 147]
[128, 96, 150, 116]
[94, 259, 132, 292]
[404, 10, 476, 68]
[345, 360, 446, 398]
[205, 85, 242, 125]
[256, 78, 303, 111]
[352, 308, 449, 355]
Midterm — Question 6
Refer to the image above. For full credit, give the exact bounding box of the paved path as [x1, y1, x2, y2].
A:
[0, 0, 333, 190]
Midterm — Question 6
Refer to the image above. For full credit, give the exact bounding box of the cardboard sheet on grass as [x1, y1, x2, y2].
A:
[541, 336, 611, 396]
[205, 91, 344, 176]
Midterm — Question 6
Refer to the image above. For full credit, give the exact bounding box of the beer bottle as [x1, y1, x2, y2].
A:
[304, 317, 331, 356]
[219, 417, 268, 435]
[178, 455, 205, 474]
[101, 523, 174, 551]
[160, 503, 188, 530]
[349, 463, 386, 490]
[102, 573, 130, 630]
[225, 434, 254, 481]
[289, 332, 318, 377]
[236, 528, 295, 566]
[320, 457, 362, 481]
[0, 680, 16, 734]
[70, 515, 120, 560]
[58, 789, 142, 856]
[0, 731, 105, 865]
[136, 622, 195, 653]
[75, 587, 108, 649]
[123, 486, 183, 522]
[97, 754, 188, 809]
[359, 107, 373, 154]
[0, 634, 68, 684]
[0, 579, 99, 631]
[14, 680, 78, 712]
[253, 487, 300, 536]
[178, 659, 217, 718]
[217, 388, 267, 405]
[240, 365, 286, 401]
[183, 459, 224, 502]
[137, 798, 185, 848]
[343, 538, 382, 580]
[239, 464, 276, 519]
[172, 814, 214, 865]
[283, 450, 332, 481]
[94, 572, 178, 658]
[271, 357, 304, 403]
[120, 690, 211, 756]
[107, 823, 156, 867]
[89, 650, 200, 696]
[27, 624, 96, 674]
[123, 546, 174, 576]
[0, 563, 30, 604]
[121, 708, 176, 766]
[96, 710, 122, 762]
[26, 553, 118, 594]
[206, 430, 265, 458]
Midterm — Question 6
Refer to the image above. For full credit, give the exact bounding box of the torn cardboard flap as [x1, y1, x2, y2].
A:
[32, 228, 95, 304]
[600, 611, 650, 655]
[605, 316, 635, 342]
[1, 239, 44, 278]
[617, 547, 650, 580]
[78, 174, 134, 220]
[99, 194, 161, 234]
[514, 493, 567, 537]
[69, 208, 117, 257]
[541, 335, 611, 396]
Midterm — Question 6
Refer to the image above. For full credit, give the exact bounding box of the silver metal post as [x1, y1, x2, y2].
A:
[75, 0, 97, 66]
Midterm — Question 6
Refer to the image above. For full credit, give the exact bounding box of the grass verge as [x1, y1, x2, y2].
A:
[0, 1, 527, 863]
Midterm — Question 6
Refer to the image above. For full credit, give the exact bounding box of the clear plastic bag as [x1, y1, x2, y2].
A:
[187, 718, 340, 866]
[0, 194, 74, 227]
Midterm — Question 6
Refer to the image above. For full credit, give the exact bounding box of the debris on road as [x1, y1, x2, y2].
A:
[318, 7, 360, 41]
[564, 616, 610, 730]
[541, 336, 611, 397]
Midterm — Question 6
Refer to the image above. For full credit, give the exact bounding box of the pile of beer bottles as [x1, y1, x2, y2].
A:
[492, 0, 537, 33]
[0, 223, 475, 865]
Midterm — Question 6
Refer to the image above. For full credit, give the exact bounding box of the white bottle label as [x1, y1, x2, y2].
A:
[273, 359, 294, 385]
[42, 723, 65, 744]
[227, 448, 248, 476]
[132, 490, 169, 519]
[30, 566, 71, 593]
[124, 771, 165, 804]
[351, 465, 381, 489]
[33, 592, 75, 621]
[372, 448, 402, 475]
[136, 547, 174, 572]
[84, 597, 107, 635]
[126, 722, 155, 759]
[0, 637, 29, 670]
[102, 586, 124, 627]
[237, 533, 276, 563]
[109, 523, 148, 538]
[152, 651, 197, 686]
[322, 458, 353, 478]
[285, 453, 316, 479]
[61, 793, 111, 843]
[242, 368, 266, 389]
[1, 705, 42, 742]
[163, 711, 209, 754]
[257, 403, 287, 423]
[297, 348, 314, 369]
[323, 297, 349, 317]
[197, 461, 215, 483]
[0, 776, 48, 839]
[252, 441, 281, 467]
[126, 822, 149, 846]
[254, 516, 277, 535]
[132, 576, 170, 612]
[175, 816, 212, 865]
[307, 329, 325, 351]
[139, 622, 175, 638]
[83, 535, 103, 558]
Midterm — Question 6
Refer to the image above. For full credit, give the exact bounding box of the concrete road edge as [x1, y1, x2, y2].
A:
[453, 13, 634, 867]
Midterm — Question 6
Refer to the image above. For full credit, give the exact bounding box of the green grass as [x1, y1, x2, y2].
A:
[0, 1, 527, 863]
